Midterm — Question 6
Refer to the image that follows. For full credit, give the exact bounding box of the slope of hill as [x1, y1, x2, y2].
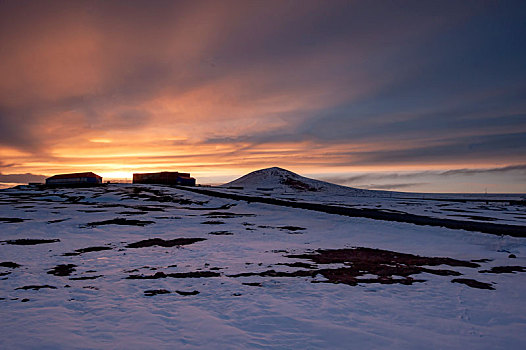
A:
[214, 167, 524, 226]
[222, 167, 378, 196]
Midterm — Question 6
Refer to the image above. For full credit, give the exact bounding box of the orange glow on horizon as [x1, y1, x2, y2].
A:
[1, 2, 524, 193]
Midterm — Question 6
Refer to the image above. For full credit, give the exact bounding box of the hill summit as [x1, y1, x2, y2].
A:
[222, 167, 372, 196]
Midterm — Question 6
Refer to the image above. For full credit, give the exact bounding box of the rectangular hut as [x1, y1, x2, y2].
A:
[45, 172, 103, 186]
[132, 171, 196, 186]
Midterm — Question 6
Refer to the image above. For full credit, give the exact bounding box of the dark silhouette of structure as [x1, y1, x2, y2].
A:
[46, 172, 103, 186]
[133, 171, 196, 186]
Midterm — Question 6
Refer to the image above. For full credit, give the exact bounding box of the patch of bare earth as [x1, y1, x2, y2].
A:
[451, 279, 494, 290]
[0, 217, 26, 223]
[3, 239, 60, 245]
[281, 177, 318, 191]
[127, 271, 220, 279]
[208, 231, 233, 235]
[47, 264, 76, 276]
[16, 285, 58, 290]
[144, 289, 171, 296]
[126, 238, 206, 248]
[86, 218, 154, 227]
[0, 262, 21, 268]
[176, 290, 199, 296]
[201, 220, 225, 225]
[479, 266, 526, 274]
[230, 247, 497, 289]
[286, 247, 479, 286]
[63, 246, 113, 256]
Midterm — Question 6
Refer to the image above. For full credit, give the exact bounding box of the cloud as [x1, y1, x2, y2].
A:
[0, 107, 42, 151]
[0, 1, 525, 193]
[0, 161, 16, 169]
[359, 183, 428, 190]
[322, 164, 526, 186]
[441, 164, 526, 176]
[0, 173, 47, 184]
[322, 173, 432, 185]
[338, 132, 526, 166]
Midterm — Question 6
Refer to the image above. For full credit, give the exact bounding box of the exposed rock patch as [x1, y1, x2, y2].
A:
[0, 261, 21, 268]
[144, 289, 171, 296]
[126, 238, 206, 248]
[201, 220, 225, 225]
[229, 247, 483, 287]
[63, 246, 113, 256]
[0, 217, 26, 223]
[176, 290, 199, 296]
[16, 285, 57, 290]
[278, 226, 306, 231]
[451, 278, 494, 290]
[87, 218, 155, 227]
[133, 206, 165, 212]
[287, 247, 479, 268]
[69, 275, 104, 280]
[48, 264, 77, 276]
[208, 231, 233, 235]
[281, 177, 318, 192]
[127, 271, 220, 279]
[479, 266, 526, 274]
[3, 238, 60, 245]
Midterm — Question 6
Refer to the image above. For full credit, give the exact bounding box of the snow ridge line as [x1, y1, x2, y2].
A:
[173, 186, 526, 237]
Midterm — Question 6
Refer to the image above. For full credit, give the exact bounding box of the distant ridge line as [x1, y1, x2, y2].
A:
[173, 186, 526, 238]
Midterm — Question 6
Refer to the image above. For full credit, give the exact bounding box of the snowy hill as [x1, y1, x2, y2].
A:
[216, 167, 525, 225]
[222, 167, 375, 196]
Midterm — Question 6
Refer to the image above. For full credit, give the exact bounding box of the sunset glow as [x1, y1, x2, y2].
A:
[1, 1, 525, 192]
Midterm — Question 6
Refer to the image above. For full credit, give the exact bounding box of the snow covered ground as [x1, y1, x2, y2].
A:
[218, 167, 526, 227]
[1, 183, 525, 349]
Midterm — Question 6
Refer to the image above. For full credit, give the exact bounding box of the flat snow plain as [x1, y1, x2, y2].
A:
[1, 184, 525, 349]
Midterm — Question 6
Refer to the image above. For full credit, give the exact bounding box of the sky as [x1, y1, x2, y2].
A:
[0, 0, 525, 193]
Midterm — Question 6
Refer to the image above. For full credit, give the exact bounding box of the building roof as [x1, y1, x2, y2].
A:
[133, 171, 187, 175]
[47, 172, 102, 180]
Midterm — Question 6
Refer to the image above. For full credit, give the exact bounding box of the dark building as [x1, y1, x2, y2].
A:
[46, 172, 103, 186]
[132, 171, 196, 186]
